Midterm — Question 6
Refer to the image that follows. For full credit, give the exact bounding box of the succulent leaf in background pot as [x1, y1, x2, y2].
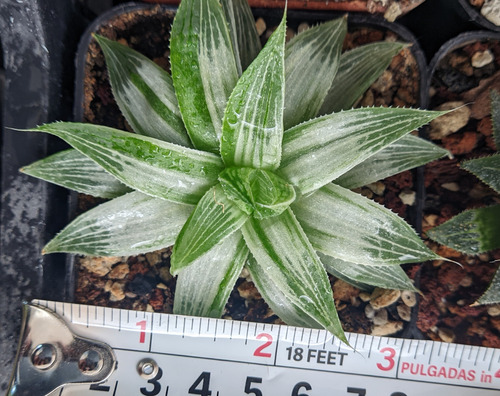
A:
[428, 90, 500, 305]
[19, 0, 449, 342]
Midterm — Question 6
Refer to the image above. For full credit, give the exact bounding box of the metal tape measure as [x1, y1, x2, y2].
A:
[7, 300, 500, 395]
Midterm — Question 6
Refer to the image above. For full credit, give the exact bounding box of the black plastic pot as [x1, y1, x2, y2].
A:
[456, 0, 500, 33]
[0, 0, 86, 389]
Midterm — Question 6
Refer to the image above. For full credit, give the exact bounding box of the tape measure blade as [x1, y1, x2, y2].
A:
[31, 300, 500, 395]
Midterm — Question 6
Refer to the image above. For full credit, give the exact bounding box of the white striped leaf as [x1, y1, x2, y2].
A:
[44, 191, 193, 256]
[427, 205, 500, 255]
[174, 231, 249, 317]
[292, 183, 440, 265]
[280, 107, 447, 195]
[492, 89, 500, 149]
[319, 41, 407, 115]
[461, 154, 500, 194]
[170, 183, 249, 274]
[477, 265, 500, 305]
[95, 35, 190, 146]
[29, 123, 224, 205]
[170, 0, 239, 153]
[21, 149, 131, 199]
[218, 167, 296, 219]
[221, 0, 261, 74]
[318, 252, 418, 292]
[284, 17, 346, 129]
[220, 13, 286, 170]
[246, 255, 323, 329]
[242, 209, 347, 342]
[335, 134, 450, 189]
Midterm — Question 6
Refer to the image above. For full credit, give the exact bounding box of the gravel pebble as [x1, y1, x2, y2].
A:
[471, 50, 494, 68]
[370, 288, 401, 309]
[401, 290, 417, 307]
[372, 321, 404, 336]
[428, 102, 471, 139]
[397, 304, 412, 321]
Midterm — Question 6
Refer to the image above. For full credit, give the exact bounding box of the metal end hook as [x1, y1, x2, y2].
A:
[7, 302, 116, 396]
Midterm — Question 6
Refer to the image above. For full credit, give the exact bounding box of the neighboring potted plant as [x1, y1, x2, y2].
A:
[19, 0, 449, 342]
[419, 31, 500, 347]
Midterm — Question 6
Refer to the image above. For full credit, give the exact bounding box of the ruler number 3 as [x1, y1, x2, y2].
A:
[253, 333, 273, 358]
[377, 347, 396, 371]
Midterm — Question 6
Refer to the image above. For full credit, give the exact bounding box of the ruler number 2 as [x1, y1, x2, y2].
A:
[253, 333, 273, 358]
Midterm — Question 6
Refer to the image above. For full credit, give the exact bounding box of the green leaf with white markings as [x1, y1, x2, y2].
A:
[218, 167, 296, 219]
[221, 0, 261, 74]
[427, 205, 500, 255]
[319, 41, 407, 114]
[246, 255, 324, 329]
[280, 107, 447, 195]
[44, 192, 193, 256]
[94, 35, 190, 146]
[174, 231, 249, 317]
[335, 134, 450, 189]
[21, 149, 131, 198]
[319, 252, 418, 292]
[476, 264, 500, 305]
[293, 183, 440, 265]
[171, 184, 248, 274]
[29, 123, 224, 205]
[491, 89, 500, 149]
[171, 0, 239, 153]
[461, 154, 500, 193]
[220, 13, 286, 170]
[242, 209, 347, 343]
[284, 17, 346, 129]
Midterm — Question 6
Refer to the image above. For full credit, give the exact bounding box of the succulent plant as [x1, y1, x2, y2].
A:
[20, 0, 450, 342]
[427, 90, 500, 305]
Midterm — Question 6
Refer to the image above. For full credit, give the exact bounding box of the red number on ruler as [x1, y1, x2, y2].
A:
[136, 320, 147, 344]
[495, 369, 500, 378]
[377, 347, 396, 371]
[253, 333, 273, 358]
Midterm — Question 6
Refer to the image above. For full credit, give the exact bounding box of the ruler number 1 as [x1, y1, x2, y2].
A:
[137, 320, 147, 344]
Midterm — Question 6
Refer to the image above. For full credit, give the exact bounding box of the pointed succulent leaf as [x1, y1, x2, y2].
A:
[476, 264, 500, 305]
[94, 35, 190, 146]
[427, 205, 500, 255]
[171, 184, 249, 274]
[283, 17, 346, 129]
[218, 167, 296, 219]
[319, 252, 418, 292]
[461, 154, 500, 194]
[293, 183, 440, 265]
[335, 134, 451, 189]
[319, 41, 407, 114]
[246, 255, 323, 329]
[491, 89, 500, 149]
[28, 123, 224, 205]
[21, 149, 131, 199]
[44, 192, 193, 256]
[221, 0, 261, 74]
[280, 107, 447, 195]
[242, 209, 347, 343]
[174, 231, 249, 317]
[220, 13, 286, 170]
[170, 0, 239, 153]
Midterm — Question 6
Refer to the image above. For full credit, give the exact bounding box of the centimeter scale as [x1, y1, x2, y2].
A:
[7, 300, 500, 395]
